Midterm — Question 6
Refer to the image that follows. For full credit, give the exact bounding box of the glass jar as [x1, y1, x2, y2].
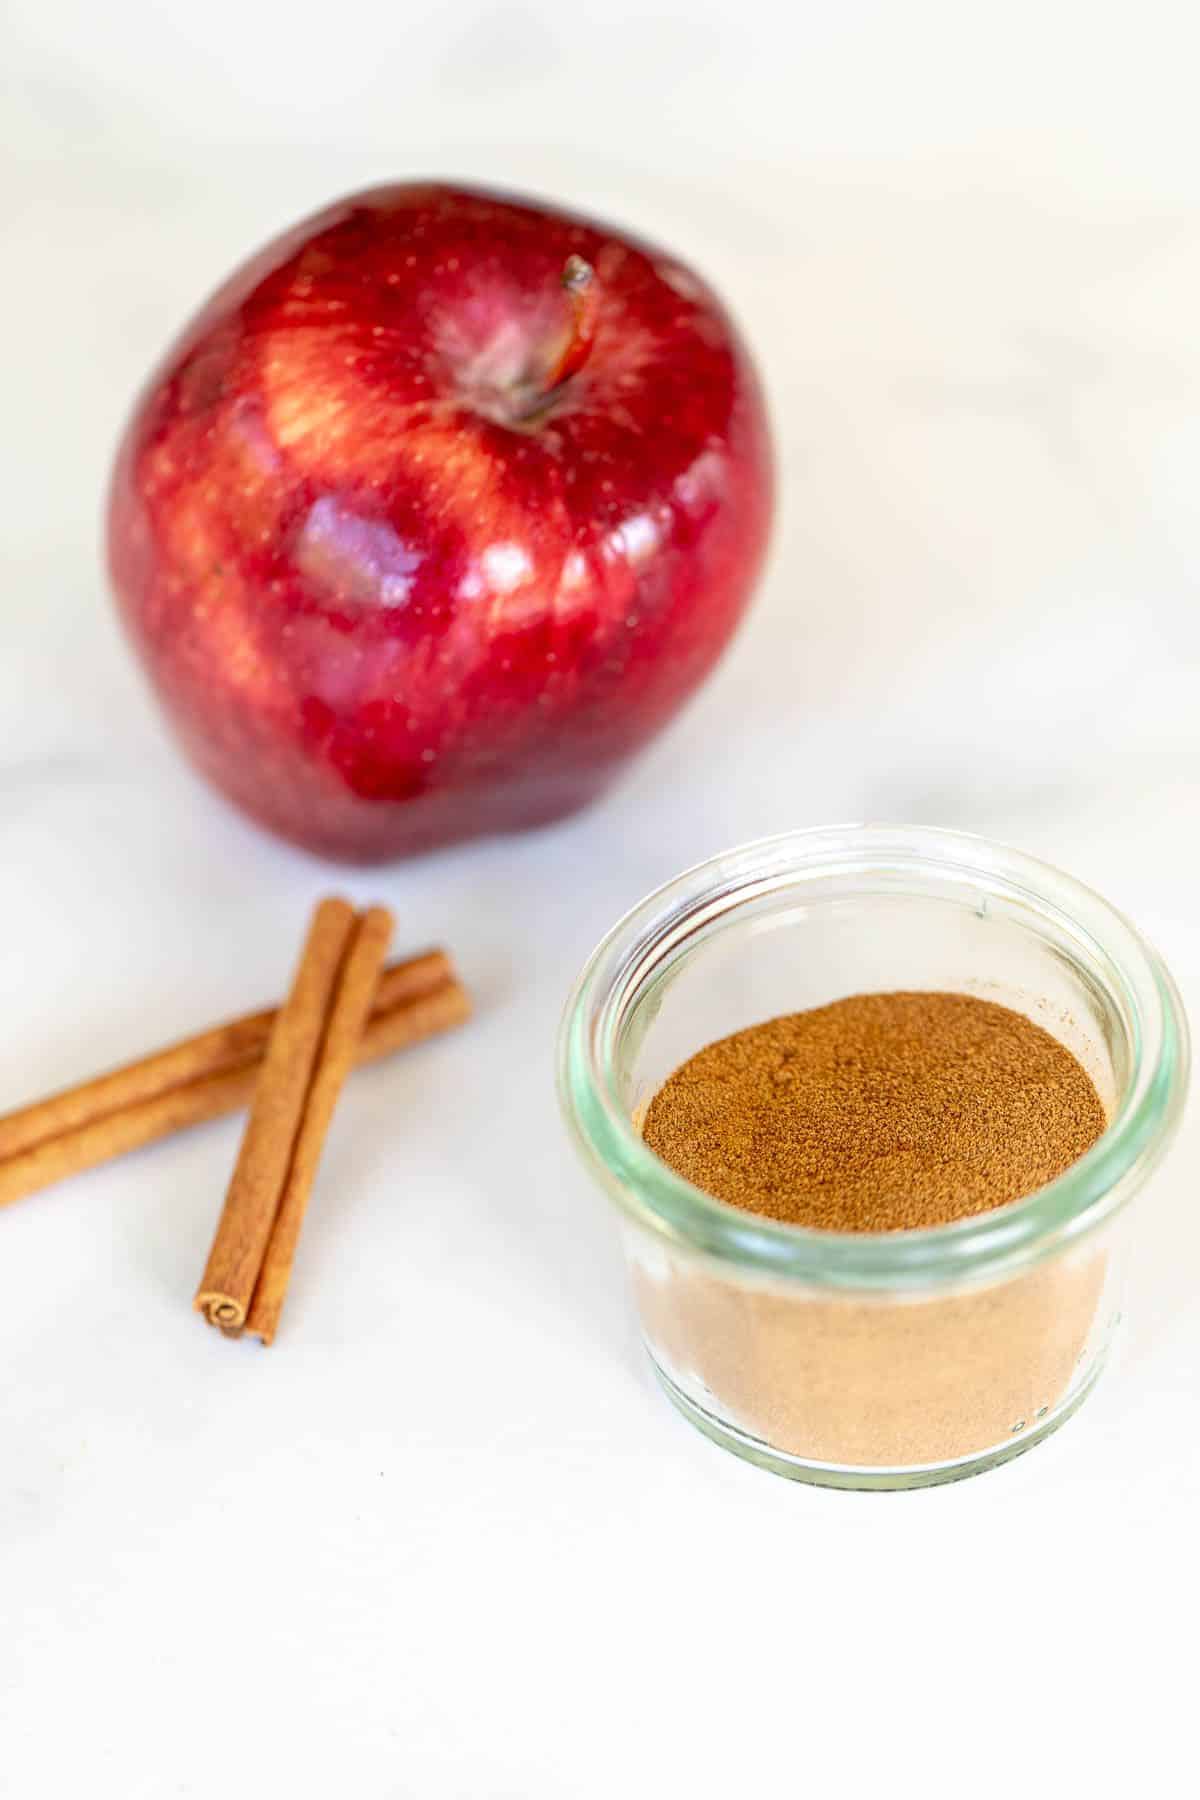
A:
[558, 825, 1190, 1488]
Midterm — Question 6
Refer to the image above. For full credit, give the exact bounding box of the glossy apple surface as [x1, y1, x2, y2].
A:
[108, 183, 774, 861]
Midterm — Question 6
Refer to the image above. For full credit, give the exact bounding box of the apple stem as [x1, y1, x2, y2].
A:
[545, 255, 599, 390]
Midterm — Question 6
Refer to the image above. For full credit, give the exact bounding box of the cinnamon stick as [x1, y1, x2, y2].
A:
[0, 949, 452, 1162]
[244, 906, 394, 1344]
[0, 1063, 257, 1211]
[195, 897, 364, 1332]
[0, 951, 467, 1210]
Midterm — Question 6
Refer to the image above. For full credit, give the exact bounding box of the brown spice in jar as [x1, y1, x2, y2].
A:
[636, 992, 1112, 1469]
[642, 991, 1106, 1230]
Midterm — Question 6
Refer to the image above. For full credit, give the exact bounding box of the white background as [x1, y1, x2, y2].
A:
[3, 2, 1199, 1793]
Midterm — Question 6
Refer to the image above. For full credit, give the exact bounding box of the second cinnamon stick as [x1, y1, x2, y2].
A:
[194, 898, 359, 1331]
[244, 905, 394, 1344]
[0, 975, 470, 1212]
[0, 949, 454, 1164]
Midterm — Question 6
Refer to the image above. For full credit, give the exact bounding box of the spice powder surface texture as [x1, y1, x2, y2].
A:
[642, 991, 1106, 1229]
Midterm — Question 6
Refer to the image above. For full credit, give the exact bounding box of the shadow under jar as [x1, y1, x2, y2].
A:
[558, 825, 1189, 1489]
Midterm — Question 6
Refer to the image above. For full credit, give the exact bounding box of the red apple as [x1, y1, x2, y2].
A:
[108, 183, 773, 861]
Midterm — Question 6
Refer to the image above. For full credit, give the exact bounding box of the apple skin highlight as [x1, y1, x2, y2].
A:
[108, 183, 774, 862]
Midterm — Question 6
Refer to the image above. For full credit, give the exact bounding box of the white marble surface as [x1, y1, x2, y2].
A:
[3, 2, 1198, 1792]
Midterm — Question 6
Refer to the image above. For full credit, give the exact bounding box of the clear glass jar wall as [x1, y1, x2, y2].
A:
[560, 826, 1189, 1488]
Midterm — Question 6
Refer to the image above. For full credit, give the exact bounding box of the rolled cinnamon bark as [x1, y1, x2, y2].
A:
[243, 906, 395, 1345]
[195, 898, 363, 1332]
[0, 952, 467, 1210]
[0, 950, 453, 1162]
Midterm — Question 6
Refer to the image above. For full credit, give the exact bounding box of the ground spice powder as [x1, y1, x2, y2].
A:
[635, 991, 1113, 1470]
[642, 991, 1107, 1230]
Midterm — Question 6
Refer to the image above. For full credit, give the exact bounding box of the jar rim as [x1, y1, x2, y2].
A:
[557, 824, 1190, 1292]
